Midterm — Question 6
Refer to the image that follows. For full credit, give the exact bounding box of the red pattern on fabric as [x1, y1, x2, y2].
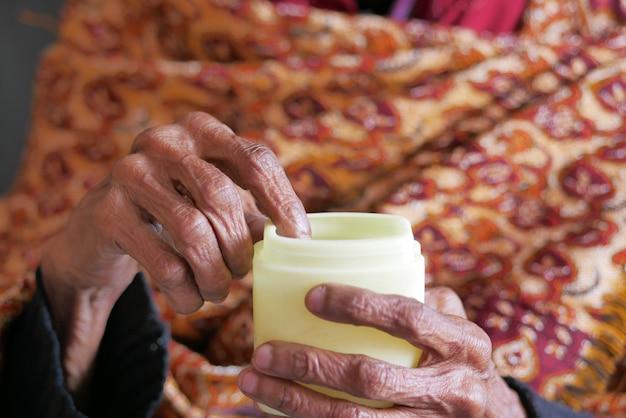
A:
[2, 0, 626, 417]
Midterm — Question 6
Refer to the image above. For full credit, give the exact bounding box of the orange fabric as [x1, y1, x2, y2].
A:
[2, 0, 626, 416]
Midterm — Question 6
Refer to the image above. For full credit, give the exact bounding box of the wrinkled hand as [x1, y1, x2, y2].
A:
[238, 285, 526, 418]
[39, 112, 310, 395]
[43, 111, 309, 310]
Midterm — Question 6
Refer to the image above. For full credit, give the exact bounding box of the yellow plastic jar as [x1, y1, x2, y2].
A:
[252, 212, 425, 415]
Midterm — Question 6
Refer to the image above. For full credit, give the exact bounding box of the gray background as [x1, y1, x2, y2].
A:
[1, 0, 64, 193]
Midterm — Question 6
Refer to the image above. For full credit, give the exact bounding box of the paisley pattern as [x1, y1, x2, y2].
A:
[1, 0, 626, 416]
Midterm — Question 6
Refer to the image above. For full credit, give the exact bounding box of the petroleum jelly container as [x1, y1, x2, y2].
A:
[252, 212, 425, 415]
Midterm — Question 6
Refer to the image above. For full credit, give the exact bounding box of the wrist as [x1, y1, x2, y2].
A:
[40, 265, 122, 395]
[40, 217, 140, 292]
[39, 229, 138, 398]
[489, 376, 528, 418]
[43, 281, 121, 398]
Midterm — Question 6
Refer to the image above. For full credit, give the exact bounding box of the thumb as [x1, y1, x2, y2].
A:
[424, 286, 468, 319]
[246, 211, 269, 243]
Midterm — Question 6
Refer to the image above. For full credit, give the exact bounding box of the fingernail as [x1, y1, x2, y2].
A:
[297, 214, 312, 239]
[305, 286, 326, 313]
[239, 370, 259, 393]
[290, 208, 311, 239]
[254, 344, 273, 370]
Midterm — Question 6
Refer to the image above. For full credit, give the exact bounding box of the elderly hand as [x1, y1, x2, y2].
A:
[238, 285, 527, 418]
[39, 112, 310, 395]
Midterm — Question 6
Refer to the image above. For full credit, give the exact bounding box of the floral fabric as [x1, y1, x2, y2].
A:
[1, 0, 626, 416]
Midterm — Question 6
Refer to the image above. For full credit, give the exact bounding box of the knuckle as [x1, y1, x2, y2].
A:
[132, 124, 183, 153]
[131, 127, 159, 152]
[329, 403, 370, 418]
[110, 154, 147, 183]
[422, 368, 488, 416]
[353, 357, 392, 399]
[448, 316, 493, 363]
[466, 325, 494, 363]
[424, 286, 464, 318]
[344, 293, 378, 320]
[178, 111, 203, 127]
[291, 349, 321, 381]
[151, 259, 189, 289]
[179, 111, 235, 142]
[432, 286, 459, 303]
[276, 384, 301, 412]
[395, 297, 420, 324]
[174, 214, 223, 268]
[109, 155, 164, 199]
[238, 142, 282, 176]
[198, 273, 232, 302]
[170, 207, 208, 246]
[353, 409, 373, 418]
[390, 298, 424, 339]
[198, 172, 240, 207]
[179, 111, 219, 129]
[473, 327, 493, 354]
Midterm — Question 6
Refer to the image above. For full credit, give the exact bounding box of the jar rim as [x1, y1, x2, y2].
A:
[259, 212, 419, 258]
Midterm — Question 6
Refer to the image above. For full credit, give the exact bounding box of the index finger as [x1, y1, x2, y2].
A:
[178, 112, 311, 239]
[305, 284, 483, 360]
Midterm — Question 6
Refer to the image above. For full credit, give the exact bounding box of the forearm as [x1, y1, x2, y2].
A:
[41, 276, 122, 402]
[40, 229, 137, 398]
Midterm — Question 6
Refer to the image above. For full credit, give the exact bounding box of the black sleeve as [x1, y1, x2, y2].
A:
[504, 377, 594, 418]
[0, 269, 169, 418]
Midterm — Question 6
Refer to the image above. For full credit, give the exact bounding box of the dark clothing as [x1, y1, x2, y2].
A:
[504, 377, 593, 418]
[0, 270, 168, 418]
[0, 269, 592, 417]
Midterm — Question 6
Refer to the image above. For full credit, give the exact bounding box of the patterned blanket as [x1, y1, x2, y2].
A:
[2, 0, 626, 416]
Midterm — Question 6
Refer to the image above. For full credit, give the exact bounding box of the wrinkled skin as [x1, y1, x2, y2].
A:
[238, 285, 527, 418]
[40, 112, 310, 399]
[40, 111, 525, 416]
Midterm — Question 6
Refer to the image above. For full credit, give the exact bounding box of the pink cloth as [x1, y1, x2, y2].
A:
[412, 0, 526, 33]
[271, 0, 358, 14]
[270, 0, 526, 33]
